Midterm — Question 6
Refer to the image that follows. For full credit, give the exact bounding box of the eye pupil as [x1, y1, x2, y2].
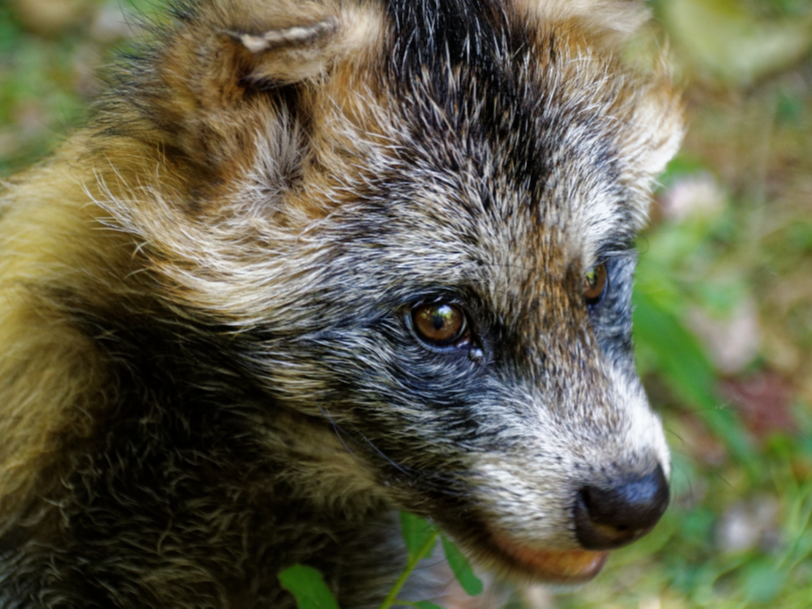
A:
[412, 303, 466, 346]
[584, 263, 608, 304]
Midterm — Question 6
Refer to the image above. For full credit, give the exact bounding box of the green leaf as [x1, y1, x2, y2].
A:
[278, 564, 340, 609]
[440, 535, 483, 596]
[633, 288, 755, 465]
[662, 0, 812, 84]
[400, 512, 437, 562]
[742, 559, 784, 603]
[414, 602, 443, 609]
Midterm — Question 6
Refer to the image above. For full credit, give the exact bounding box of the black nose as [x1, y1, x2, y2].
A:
[574, 465, 670, 551]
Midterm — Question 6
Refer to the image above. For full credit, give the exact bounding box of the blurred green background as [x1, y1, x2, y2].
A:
[1, 0, 811, 607]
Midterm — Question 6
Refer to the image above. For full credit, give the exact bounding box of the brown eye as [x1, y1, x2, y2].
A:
[412, 303, 467, 346]
[584, 263, 608, 304]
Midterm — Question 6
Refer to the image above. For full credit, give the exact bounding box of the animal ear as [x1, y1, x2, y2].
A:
[514, 0, 649, 45]
[223, 0, 383, 85]
[155, 1, 383, 108]
[130, 1, 383, 173]
[224, 18, 341, 85]
[620, 72, 684, 191]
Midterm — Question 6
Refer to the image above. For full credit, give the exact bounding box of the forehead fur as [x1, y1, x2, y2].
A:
[308, 0, 682, 264]
[91, 0, 681, 326]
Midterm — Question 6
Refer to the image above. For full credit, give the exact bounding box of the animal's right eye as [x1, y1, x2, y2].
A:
[411, 303, 468, 347]
[584, 263, 608, 306]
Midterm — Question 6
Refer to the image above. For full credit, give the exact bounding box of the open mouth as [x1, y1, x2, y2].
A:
[486, 531, 609, 584]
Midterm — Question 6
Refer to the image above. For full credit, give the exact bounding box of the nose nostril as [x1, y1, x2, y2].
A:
[574, 465, 670, 551]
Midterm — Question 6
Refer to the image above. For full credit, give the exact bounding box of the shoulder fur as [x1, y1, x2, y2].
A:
[0, 141, 132, 531]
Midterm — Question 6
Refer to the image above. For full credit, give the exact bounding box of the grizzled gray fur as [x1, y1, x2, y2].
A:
[0, 0, 682, 606]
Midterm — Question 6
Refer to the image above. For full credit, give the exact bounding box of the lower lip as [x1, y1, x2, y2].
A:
[490, 534, 609, 583]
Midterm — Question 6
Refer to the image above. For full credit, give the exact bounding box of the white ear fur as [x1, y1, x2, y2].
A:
[627, 85, 684, 178]
[221, 2, 384, 85]
[514, 0, 649, 45]
[229, 19, 338, 54]
[614, 63, 684, 227]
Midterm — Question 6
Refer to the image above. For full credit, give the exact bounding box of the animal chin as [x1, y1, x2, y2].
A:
[488, 532, 609, 584]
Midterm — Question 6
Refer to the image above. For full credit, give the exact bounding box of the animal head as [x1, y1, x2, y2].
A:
[85, 0, 682, 584]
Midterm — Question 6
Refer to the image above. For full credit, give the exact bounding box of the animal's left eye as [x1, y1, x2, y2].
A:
[584, 263, 608, 305]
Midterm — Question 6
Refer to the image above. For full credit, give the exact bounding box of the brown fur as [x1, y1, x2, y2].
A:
[0, 0, 682, 606]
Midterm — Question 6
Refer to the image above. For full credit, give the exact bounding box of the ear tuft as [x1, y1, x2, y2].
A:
[112, 1, 385, 182]
[211, 3, 383, 86]
[514, 0, 650, 47]
[227, 18, 338, 54]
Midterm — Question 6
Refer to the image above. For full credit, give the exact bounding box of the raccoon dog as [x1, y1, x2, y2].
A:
[0, 0, 682, 606]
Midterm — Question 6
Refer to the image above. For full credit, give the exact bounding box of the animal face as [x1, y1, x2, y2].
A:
[116, 0, 680, 583]
[0, 0, 683, 600]
[237, 65, 674, 582]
